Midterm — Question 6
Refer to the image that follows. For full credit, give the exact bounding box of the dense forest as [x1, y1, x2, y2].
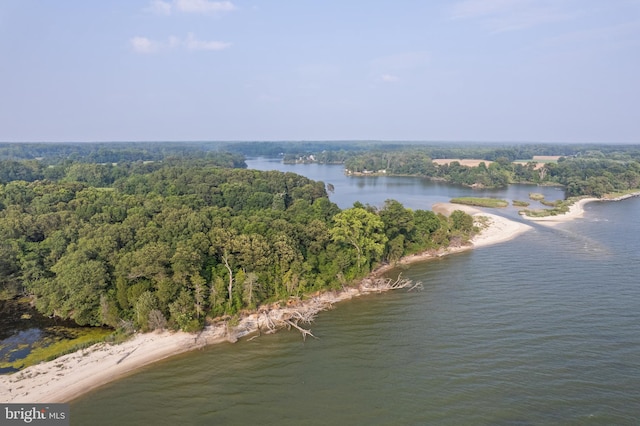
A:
[0, 144, 475, 333]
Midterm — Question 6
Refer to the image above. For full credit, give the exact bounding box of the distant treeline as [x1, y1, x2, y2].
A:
[0, 142, 233, 163]
[339, 148, 640, 197]
[276, 143, 640, 196]
[0, 154, 246, 186]
[0, 141, 377, 163]
[280, 143, 640, 162]
[0, 148, 475, 333]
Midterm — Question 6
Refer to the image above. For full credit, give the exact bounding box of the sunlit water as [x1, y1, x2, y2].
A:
[71, 160, 640, 425]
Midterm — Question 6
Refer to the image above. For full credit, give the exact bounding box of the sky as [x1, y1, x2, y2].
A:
[1, 0, 639, 143]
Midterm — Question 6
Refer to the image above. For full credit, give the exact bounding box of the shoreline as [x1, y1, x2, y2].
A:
[432, 202, 532, 247]
[0, 203, 565, 404]
[520, 197, 599, 225]
[521, 192, 640, 226]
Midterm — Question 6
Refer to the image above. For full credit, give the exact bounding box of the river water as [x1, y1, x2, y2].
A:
[71, 159, 640, 425]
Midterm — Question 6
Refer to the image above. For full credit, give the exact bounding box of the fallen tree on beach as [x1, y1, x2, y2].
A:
[219, 274, 422, 342]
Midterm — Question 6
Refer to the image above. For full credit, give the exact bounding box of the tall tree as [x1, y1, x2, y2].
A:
[329, 207, 387, 273]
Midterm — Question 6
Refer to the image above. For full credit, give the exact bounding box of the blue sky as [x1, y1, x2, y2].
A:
[1, 0, 639, 143]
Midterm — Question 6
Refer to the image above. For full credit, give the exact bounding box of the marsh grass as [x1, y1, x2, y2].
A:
[0, 327, 113, 370]
[450, 197, 508, 208]
[529, 193, 545, 201]
[520, 197, 579, 217]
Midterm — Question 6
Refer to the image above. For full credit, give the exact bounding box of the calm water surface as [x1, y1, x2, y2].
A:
[71, 160, 640, 425]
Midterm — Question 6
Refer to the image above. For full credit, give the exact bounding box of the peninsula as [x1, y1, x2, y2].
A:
[0, 203, 531, 404]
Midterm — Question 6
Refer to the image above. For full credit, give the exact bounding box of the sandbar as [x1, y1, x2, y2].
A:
[432, 202, 532, 248]
[521, 197, 599, 226]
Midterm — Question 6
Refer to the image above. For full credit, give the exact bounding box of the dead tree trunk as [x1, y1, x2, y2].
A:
[222, 253, 234, 310]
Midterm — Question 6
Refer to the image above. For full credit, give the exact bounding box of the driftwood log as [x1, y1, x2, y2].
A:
[229, 274, 422, 341]
[359, 273, 422, 292]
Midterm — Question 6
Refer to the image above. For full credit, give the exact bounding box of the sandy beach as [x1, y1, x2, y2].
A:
[433, 202, 532, 247]
[0, 286, 383, 404]
[524, 193, 640, 226]
[0, 329, 230, 404]
[471, 212, 533, 247]
[0, 204, 540, 405]
[520, 197, 600, 226]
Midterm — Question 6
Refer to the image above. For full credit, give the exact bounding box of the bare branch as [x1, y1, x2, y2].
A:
[283, 319, 317, 341]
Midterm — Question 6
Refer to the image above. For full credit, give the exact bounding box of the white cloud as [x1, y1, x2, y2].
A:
[130, 36, 160, 54]
[175, 0, 235, 14]
[185, 32, 231, 50]
[130, 34, 230, 53]
[535, 19, 640, 57]
[146, 0, 236, 15]
[147, 0, 172, 15]
[450, 0, 576, 32]
[381, 74, 400, 83]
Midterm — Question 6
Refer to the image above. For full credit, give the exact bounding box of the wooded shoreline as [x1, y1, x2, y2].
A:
[3, 193, 635, 404]
[0, 203, 534, 404]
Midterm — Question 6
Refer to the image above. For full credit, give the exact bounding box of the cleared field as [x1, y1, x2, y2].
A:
[432, 159, 493, 167]
[433, 157, 556, 170]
